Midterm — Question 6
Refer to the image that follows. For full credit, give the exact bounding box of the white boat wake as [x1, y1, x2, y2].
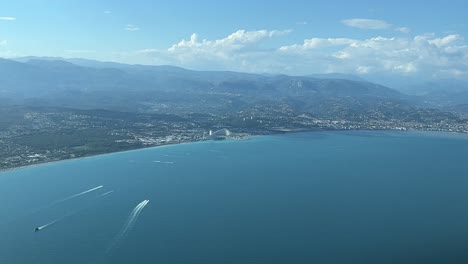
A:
[97, 190, 114, 197]
[153, 160, 175, 164]
[107, 200, 150, 253]
[39, 186, 104, 210]
[35, 218, 62, 231]
[162, 154, 185, 158]
[34, 203, 96, 232]
[59, 186, 104, 203]
[0, 185, 104, 227]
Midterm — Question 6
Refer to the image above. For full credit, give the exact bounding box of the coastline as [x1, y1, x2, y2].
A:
[0, 134, 261, 174]
[0, 140, 196, 174]
[1, 129, 467, 174]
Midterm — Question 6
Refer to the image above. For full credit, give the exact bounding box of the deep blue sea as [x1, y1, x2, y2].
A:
[1, 131, 468, 264]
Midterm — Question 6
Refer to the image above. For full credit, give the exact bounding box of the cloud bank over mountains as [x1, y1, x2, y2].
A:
[123, 28, 467, 79]
[3, 15, 466, 80]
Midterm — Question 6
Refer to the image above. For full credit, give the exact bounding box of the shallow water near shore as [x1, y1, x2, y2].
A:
[0, 131, 467, 264]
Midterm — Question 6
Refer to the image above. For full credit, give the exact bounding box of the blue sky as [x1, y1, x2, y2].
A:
[1, 0, 467, 79]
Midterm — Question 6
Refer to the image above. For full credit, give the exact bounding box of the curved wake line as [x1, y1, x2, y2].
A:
[107, 200, 150, 253]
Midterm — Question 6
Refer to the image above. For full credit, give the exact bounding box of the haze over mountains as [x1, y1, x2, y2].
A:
[0, 56, 466, 116]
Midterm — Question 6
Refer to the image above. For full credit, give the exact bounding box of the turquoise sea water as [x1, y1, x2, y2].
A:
[0, 131, 467, 264]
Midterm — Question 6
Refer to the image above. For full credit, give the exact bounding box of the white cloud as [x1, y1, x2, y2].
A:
[342, 18, 411, 36]
[0, 40, 7, 46]
[0, 17, 16, 21]
[428, 34, 462, 47]
[135, 49, 159, 54]
[356, 66, 371, 74]
[0, 51, 16, 58]
[124, 24, 140, 31]
[280, 38, 356, 51]
[168, 29, 290, 52]
[279, 34, 468, 77]
[341, 18, 392, 30]
[395, 27, 411, 34]
[117, 29, 468, 79]
[117, 29, 290, 71]
[104, 10, 112, 14]
[333, 51, 351, 59]
[394, 63, 417, 73]
[164, 30, 290, 66]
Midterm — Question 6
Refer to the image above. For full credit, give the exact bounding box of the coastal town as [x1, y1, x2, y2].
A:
[1, 105, 467, 171]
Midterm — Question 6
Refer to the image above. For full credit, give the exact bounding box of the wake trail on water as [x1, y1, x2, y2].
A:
[107, 200, 150, 253]
[97, 190, 114, 197]
[35, 203, 97, 232]
[31, 185, 104, 214]
[36, 185, 105, 212]
[162, 154, 185, 158]
[36, 218, 62, 231]
[58, 185, 104, 203]
[153, 160, 175, 164]
[0, 185, 104, 227]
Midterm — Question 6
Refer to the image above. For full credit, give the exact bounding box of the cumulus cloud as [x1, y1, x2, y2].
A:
[0, 17, 16, 21]
[341, 18, 392, 29]
[168, 29, 290, 52]
[161, 29, 290, 68]
[119, 29, 468, 79]
[117, 29, 289, 71]
[279, 34, 468, 77]
[124, 24, 140, 31]
[279, 38, 355, 51]
[428, 34, 462, 47]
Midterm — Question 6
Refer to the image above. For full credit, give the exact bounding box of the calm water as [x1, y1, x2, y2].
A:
[0, 131, 468, 264]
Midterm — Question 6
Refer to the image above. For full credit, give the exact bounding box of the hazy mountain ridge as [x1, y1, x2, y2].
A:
[0, 57, 464, 121]
[4, 57, 402, 97]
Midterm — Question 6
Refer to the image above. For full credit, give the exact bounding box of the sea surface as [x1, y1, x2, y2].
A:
[0, 131, 467, 264]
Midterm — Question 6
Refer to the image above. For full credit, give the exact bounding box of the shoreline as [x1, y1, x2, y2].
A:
[0, 139, 203, 174]
[0, 134, 262, 174]
[1, 129, 467, 174]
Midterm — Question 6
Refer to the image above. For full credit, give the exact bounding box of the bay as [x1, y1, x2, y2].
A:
[0, 131, 467, 264]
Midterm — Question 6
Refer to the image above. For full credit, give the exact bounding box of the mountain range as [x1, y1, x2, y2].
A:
[0, 57, 466, 119]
